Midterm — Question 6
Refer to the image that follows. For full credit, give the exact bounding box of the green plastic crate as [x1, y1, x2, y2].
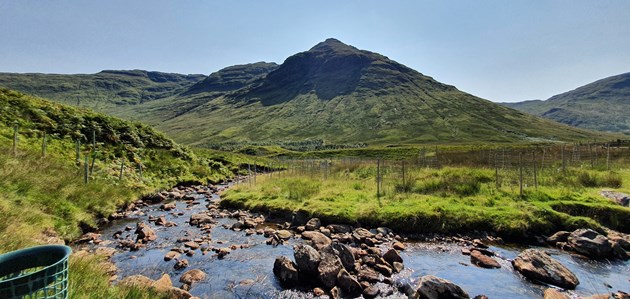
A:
[0, 245, 71, 299]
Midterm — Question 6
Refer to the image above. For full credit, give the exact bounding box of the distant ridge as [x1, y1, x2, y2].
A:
[502, 72, 630, 134]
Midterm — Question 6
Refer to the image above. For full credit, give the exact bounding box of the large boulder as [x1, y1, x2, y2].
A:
[567, 229, 613, 259]
[301, 231, 332, 250]
[416, 275, 469, 299]
[317, 252, 344, 289]
[305, 218, 322, 231]
[293, 244, 321, 276]
[512, 249, 579, 289]
[273, 256, 300, 287]
[135, 222, 157, 243]
[336, 269, 362, 298]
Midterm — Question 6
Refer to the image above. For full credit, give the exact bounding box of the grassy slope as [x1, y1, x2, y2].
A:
[502, 72, 630, 134]
[0, 70, 205, 113]
[222, 161, 630, 240]
[0, 89, 264, 298]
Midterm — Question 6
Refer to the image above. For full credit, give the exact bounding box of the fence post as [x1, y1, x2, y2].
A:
[75, 140, 81, 164]
[84, 155, 89, 184]
[138, 162, 143, 179]
[561, 144, 566, 173]
[377, 159, 381, 198]
[606, 144, 610, 170]
[532, 151, 538, 190]
[12, 125, 18, 156]
[589, 143, 594, 168]
[42, 131, 47, 158]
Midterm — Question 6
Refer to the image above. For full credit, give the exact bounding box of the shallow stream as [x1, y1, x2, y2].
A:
[95, 185, 629, 298]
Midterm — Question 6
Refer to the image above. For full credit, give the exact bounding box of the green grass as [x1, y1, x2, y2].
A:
[222, 163, 630, 239]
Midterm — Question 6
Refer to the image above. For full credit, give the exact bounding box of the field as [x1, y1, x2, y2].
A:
[222, 144, 630, 240]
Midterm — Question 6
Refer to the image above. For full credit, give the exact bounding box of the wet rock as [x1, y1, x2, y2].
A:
[135, 222, 156, 243]
[217, 248, 231, 259]
[180, 269, 206, 285]
[330, 286, 341, 299]
[76, 232, 102, 244]
[392, 261, 404, 273]
[164, 251, 181, 261]
[547, 231, 571, 245]
[161, 202, 176, 211]
[313, 287, 325, 297]
[243, 218, 257, 229]
[336, 269, 362, 298]
[377, 227, 392, 236]
[273, 256, 299, 287]
[305, 218, 322, 231]
[357, 267, 380, 283]
[613, 291, 630, 299]
[174, 259, 189, 270]
[470, 250, 500, 269]
[512, 249, 579, 289]
[319, 228, 332, 237]
[416, 275, 469, 299]
[189, 213, 213, 226]
[184, 241, 200, 250]
[568, 229, 613, 259]
[318, 252, 344, 289]
[393, 242, 406, 251]
[302, 231, 332, 250]
[374, 263, 393, 277]
[276, 230, 293, 240]
[294, 244, 321, 276]
[363, 285, 380, 298]
[612, 241, 630, 260]
[332, 243, 356, 272]
[543, 288, 570, 299]
[382, 249, 403, 265]
[327, 224, 353, 234]
[473, 296, 489, 299]
[353, 228, 375, 241]
[94, 247, 116, 258]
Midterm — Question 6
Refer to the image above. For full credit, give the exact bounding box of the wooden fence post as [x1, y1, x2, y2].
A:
[75, 140, 81, 164]
[532, 151, 538, 190]
[84, 155, 89, 184]
[42, 131, 47, 158]
[12, 125, 18, 156]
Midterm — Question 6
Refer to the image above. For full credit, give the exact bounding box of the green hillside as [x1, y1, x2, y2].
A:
[0, 70, 205, 111]
[0, 39, 617, 147]
[502, 72, 630, 134]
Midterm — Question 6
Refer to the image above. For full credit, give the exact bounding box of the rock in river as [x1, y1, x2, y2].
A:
[416, 275, 469, 299]
[336, 269, 362, 298]
[135, 222, 156, 243]
[180, 269, 206, 285]
[512, 249, 579, 289]
[317, 252, 344, 289]
[273, 256, 299, 287]
[567, 229, 613, 259]
[294, 244, 321, 276]
[470, 250, 500, 269]
[301, 231, 332, 250]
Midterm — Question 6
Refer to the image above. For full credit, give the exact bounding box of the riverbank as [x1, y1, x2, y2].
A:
[221, 165, 630, 242]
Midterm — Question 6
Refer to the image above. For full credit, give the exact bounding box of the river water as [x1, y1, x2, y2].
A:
[96, 185, 629, 298]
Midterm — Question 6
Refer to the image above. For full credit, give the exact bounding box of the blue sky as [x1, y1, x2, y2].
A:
[0, 1, 629, 102]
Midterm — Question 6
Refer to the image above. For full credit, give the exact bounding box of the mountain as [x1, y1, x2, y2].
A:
[501, 72, 630, 134]
[0, 70, 205, 110]
[0, 39, 614, 146]
[151, 38, 608, 146]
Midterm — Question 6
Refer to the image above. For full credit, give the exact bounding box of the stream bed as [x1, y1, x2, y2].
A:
[93, 184, 629, 298]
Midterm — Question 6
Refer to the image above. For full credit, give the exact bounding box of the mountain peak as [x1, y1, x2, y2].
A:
[308, 38, 364, 56]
